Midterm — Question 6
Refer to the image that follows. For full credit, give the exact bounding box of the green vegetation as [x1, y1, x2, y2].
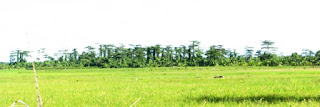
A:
[2, 40, 320, 69]
[1, 67, 319, 106]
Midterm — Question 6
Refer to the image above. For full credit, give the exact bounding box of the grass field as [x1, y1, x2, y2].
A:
[1, 66, 320, 106]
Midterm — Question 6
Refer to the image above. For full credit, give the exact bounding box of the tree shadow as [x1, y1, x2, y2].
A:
[192, 95, 320, 103]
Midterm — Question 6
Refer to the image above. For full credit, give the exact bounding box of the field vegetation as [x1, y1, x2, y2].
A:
[1, 66, 319, 106]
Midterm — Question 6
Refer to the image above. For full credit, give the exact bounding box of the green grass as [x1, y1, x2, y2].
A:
[0, 66, 319, 106]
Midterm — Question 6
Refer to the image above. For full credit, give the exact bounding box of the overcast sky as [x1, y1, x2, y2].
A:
[1, 0, 320, 62]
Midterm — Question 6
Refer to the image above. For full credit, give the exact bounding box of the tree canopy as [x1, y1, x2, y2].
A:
[2, 40, 320, 69]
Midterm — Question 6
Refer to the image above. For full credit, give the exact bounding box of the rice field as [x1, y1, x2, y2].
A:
[0, 67, 320, 106]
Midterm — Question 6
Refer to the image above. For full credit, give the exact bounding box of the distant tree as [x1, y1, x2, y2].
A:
[71, 48, 79, 60]
[315, 50, 320, 65]
[7, 40, 320, 69]
[244, 47, 255, 65]
[205, 45, 226, 66]
[152, 44, 162, 66]
[255, 50, 263, 57]
[15, 50, 21, 63]
[20, 51, 30, 63]
[290, 53, 301, 66]
[164, 45, 174, 66]
[316, 50, 320, 58]
[225, 49, 238, 66]
[180, 45, 187, 63]
[205, 45, 217, 66]
[105, 44, 115, 58]
[302, 49, 314, 57]
[44, 54, 55, 61]
[85, 46, 96, 55]
[261, 40, 277, 53]
[9, 51, 16, 64]
[187, 41, 201, 66]
[245, 47, 254, 58]
[174, 47, 182, 66]
[63, 49, 68, 61]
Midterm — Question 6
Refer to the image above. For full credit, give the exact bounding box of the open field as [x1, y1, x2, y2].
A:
[1, 67, 320, 106]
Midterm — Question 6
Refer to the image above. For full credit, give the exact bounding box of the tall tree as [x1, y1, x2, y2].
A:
[205, 45, 226, 66]
[302, 49, 314, 57]
[16, 50, 21, 63]
[245, 47, 254, 58]
[9, 51, 16, 64]
[19, 51, 30, 63]
[261, 40, 277, 53]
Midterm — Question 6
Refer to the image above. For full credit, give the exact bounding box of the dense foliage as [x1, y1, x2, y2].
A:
[2, 40, 320, 69]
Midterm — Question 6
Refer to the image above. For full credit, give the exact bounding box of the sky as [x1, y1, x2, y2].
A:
[0, 0, 320, 62]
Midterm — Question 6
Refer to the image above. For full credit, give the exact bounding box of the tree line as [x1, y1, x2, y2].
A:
[1, 40, 320, 69]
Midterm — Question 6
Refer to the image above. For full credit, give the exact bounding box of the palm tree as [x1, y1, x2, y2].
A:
[261, 40, 277, 53]
[245, 46, 254, 58]
[20, 51, 30, 63]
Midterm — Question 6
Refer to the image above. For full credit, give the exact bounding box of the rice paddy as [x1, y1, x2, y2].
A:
[0, 66, 319, 106]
